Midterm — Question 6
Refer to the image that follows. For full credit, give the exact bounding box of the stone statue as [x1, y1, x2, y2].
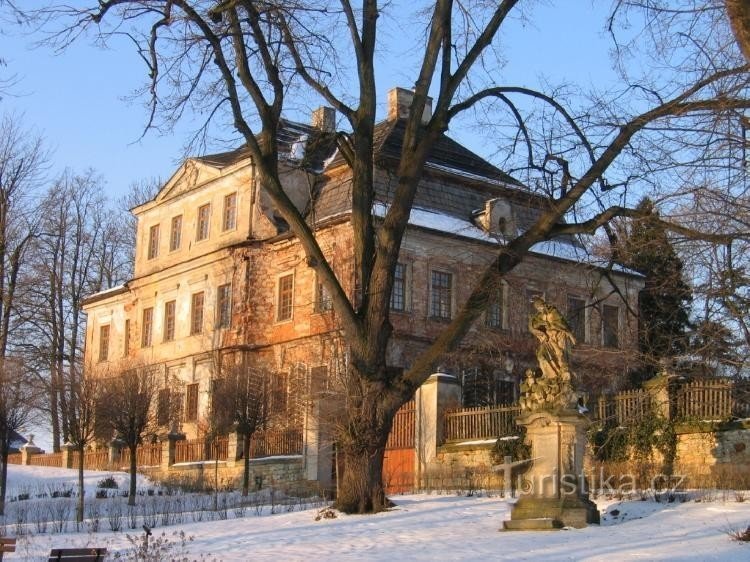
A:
[519, 297, 576, 412]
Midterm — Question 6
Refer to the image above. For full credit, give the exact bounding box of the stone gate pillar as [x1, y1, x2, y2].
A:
[415, 371, 461, 488]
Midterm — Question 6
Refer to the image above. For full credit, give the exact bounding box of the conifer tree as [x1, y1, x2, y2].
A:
[616, 199, 693, 372]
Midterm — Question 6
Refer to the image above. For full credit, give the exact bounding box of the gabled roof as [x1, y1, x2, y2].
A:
[192, 119, 337, 172]
[373, 119, 522, 187]
[327, 118, 523, 188]
[138, 119, 337, 212]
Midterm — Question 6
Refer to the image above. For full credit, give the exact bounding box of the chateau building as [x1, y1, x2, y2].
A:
[82, 88, 643, 486]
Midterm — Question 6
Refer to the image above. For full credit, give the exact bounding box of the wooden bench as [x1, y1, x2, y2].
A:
[0, 538, 16, 561]
[48, 548, 107, 562]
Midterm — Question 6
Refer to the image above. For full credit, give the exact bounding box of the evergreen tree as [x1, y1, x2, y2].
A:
[616, 199, 693, 370]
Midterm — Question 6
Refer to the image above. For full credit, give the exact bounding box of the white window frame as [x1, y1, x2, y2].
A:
[276, 272, 295, 322]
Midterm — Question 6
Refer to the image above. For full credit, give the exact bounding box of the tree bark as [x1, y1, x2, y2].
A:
[726, 0, 750, 63]
[76, 447, 84, 523]
[0, 444, 8, 517]
[128, 444, 137, 506]
[242, 433, 251, 497]
[333, 374, 399, 514]
[335, 438, 390, 514]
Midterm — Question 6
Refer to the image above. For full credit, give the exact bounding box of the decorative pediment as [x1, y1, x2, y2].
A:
[154, 159, 224, 204]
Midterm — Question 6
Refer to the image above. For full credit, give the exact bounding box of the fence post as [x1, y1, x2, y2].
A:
[415, 371, 461, 489]
[20, 435, 42, 465]
[226, 430, 241, 468]
[60, 442, 75, 469]
[644, 374, 672, 420]
[163, 432, 183, 473]
[108, 439, 124, 469]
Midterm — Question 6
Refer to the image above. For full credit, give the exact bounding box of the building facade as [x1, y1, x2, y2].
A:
[83, 88, 644, 488]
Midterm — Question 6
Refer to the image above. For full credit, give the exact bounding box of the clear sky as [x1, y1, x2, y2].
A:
[0, 2, 616, 200]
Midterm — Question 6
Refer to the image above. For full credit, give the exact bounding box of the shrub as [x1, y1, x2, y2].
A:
[98, 476, 119, 489]
[725, 524, 750, 542]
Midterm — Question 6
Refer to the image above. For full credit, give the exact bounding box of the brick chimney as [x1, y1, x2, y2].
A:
[311, 106, 335, 132]
[387, 87, 433, 124]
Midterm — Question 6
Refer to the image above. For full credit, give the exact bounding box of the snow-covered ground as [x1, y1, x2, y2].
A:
[3, 465, 750, 561]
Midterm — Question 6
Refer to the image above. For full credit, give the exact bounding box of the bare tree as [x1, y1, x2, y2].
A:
[212, 361, 269, 497]
[96, 362, 158, 506]
[0, 357, 38, 516]
[17, 170, 120, 452]
[0, 113, 45, 359]
[45, 1, 750, 512]
[65, 373, 100, 523]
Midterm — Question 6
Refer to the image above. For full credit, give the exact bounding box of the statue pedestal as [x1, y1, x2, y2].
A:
[503, 409, 599, 530]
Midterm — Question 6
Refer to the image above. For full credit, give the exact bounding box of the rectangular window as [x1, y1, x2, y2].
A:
[315, 279, 332, 313]
[277, 274, 294, 321]
[196, 203, 211, 241]
[169, 215, 182, 251]
[185, 383, 199, 422]
[567, 296, 587, 343]
[123, 319, 130, 357]
[602, 304, 620, 348]
[390, 263, 407, 312]
[190, 292, 205, 335]
[98, 325, 110, 362]
[157, 388, 171, 427]
[141, 307, 153, 347]
[430, 270, 453, 320]
[222, 192, 237, 231]
[486, 286, 504, 329]
[217, 284, 232, 328]
[147, 225, 160, 260]
[164, 300, 176, 342]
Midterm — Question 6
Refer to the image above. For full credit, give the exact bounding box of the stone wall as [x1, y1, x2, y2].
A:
[143, 456, 314, 496]
[426, 421, 750, 493]
[674, 421, 750, 485]
[422, 441, 504, 491]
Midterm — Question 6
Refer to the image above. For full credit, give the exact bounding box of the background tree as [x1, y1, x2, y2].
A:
[64, 373, 100, 524]
[0, 113, 45, 359]
[46, 0, 750, 512]
[117, 178, 161, 277]
[17, 170, 127, 452]
[614, 199, 693, 383]
[212, 361, 269, 497]
[0, 357, 37, 516]
[96, 363, 158, 506]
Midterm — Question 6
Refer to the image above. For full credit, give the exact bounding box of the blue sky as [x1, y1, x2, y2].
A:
[0, 2, 616, 199]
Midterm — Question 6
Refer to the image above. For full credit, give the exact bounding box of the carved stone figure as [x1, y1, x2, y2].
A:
[519, 297, 576, 412]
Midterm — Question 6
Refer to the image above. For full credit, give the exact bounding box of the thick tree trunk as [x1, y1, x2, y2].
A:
[242, 433, 251, 497]
[128, 444, 137, 506]
[335, 439, 390, 514]
[333, 375, 400, 514]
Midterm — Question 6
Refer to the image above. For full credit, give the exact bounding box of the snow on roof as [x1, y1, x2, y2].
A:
[373, 202, 639, 274]
[88, 284, 127, 300]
